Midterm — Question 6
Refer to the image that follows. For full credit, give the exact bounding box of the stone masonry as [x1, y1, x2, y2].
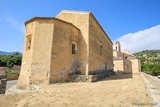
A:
[0, 75, 7, 94]
[17, 10, 114, 89]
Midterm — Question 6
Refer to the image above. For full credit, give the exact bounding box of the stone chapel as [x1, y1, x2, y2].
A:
[17, 10, 113, 89]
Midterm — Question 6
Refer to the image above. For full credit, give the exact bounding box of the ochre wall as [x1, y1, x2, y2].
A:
[56, 11, 89, 75]
[113, 60, 124, 72]
[17, 21, 36, 89]
[113, 51, 121, 58]
[113, 59, 132, 74]
[49, 20, 80, 83]
[17, 18, 87, 87]
[130, 59, 141, 73]
[29, 19, 54, 84]
[17, 11, 114, 88]
[88, 14, 113, 73]
[123, 59, 132, 73]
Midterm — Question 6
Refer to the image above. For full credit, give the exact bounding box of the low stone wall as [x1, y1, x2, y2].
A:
[117, 71, 132, 74]
[0, 75, 7, 94]
[68, 75, 88, 82]
[7, 74, 19, 80]
[69, 70, 115, 82]
[89, 70, 116, 82]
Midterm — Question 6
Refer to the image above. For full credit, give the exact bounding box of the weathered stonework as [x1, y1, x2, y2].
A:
[69, 70, 115, 82]
[113, 57, 132, 74]
[17, 10, 113, 89]
[113, 41, 141, 74]
[0, 75, 7, 94]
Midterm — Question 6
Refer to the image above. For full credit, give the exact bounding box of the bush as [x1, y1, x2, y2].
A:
[5, 69, 11, 75]
[0, 52, 22, 68]
[5, 69, 20, 75]
[142, 63, 160, 76]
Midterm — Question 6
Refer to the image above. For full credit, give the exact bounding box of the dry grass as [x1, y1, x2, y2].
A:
[0, 73, 151, 107]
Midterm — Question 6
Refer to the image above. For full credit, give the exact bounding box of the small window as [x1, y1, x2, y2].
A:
[100, 43, 102, 55]
[72, 44, 76, 54]
[26, 35, 32, 51]
[72, 41, 77, 54]
[105, 62, 107, 70]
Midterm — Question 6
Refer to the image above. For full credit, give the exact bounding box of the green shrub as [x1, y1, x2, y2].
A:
[5, 69, 20, 75]
[5, 69, 11, 75]
[0, 52, 22, 68]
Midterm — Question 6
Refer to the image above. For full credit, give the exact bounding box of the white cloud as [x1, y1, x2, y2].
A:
[114, 25, 160, 53]
[5, 17, 24, 33]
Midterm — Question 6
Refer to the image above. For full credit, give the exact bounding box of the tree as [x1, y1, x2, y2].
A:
[0, 52, 22, 68]
[0, 55, 8, 66]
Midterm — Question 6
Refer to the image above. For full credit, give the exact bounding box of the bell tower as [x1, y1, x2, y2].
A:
[115, 41, 121, 52]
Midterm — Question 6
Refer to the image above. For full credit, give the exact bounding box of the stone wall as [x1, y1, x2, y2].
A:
[113, 59, 132, 74]
[129, 59, 141, 73]
[49, 19, 80, 83]
[89, 14, 113, 72]
[123, 59, 132, 74]
[113, 59, 124, 72]
[17, 21, 36, 89]
[56, 10, 113, 75]
[17, 11, 114, 89]
[69, 70, 115, 82]
[7, 74, 19, 80]
[56, 11, 89, 75]
[0, 75, 7, 94]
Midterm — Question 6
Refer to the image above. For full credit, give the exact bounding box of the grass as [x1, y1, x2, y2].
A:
[5, 69, 20, 75]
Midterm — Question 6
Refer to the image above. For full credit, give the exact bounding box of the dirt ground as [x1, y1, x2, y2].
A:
[0, 73, 151, 107]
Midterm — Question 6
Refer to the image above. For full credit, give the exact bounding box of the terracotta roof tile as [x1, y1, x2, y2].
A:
[25, 17, 79, 30]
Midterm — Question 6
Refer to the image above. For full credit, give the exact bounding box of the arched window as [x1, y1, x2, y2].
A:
[72, 41, 77, 54]
[26, 35, 32, 51]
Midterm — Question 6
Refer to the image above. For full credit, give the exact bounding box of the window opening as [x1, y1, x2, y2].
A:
[26, 35, 32, 51]
[100, 43, 102, 55]
[72, 41, 77, 54]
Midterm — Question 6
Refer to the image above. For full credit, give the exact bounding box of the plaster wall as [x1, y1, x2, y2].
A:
[56, 11, 89, 75]
[30, 19, 54, 84]
[113, 51, 121, 57]
[113, 60, 124, 72]
[130, 59, 141, 73]
[49, 20, 80, 83]
[114, 59, 132, 73]
[123, 59, 132, 73]
[17, 22, 36, 89]
[88, 15, 113, 73]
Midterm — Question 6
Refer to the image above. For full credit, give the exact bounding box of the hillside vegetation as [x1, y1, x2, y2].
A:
[0, 52, 22, 68]
[0, 51, 22, 55]
[134, 50, 160, 75]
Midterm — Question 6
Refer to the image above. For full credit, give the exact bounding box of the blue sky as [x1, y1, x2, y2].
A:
[0, 0, 160, 52]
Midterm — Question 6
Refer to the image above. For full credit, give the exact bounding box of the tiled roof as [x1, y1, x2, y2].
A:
[56, 10, 113, 44]
[25, 17, 79, 30]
